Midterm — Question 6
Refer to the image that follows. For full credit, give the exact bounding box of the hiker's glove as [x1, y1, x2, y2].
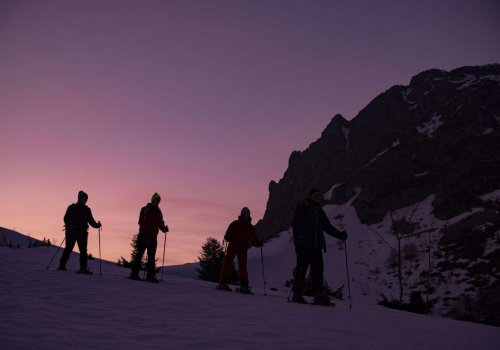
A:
[339, 230, 348, 241]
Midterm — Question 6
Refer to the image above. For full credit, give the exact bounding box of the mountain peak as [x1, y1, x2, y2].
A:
[409, 68, 447, 86]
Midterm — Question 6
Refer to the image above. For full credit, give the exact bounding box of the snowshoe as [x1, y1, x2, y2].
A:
[216, 283, 232, 291]
[237, 285, 254, 295]
[128, 274, 144, 281]
[76, 269, 93, 275]
[57, 265, 67, 271]
[313, 294, 334, 307]
[291, 293, 308, 304]
[147, 276, 160, 283]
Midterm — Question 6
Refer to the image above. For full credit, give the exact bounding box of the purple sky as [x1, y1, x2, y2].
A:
[1, 0, 499, 264]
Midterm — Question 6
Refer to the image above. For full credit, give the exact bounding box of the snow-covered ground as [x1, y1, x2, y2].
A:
[237, 189, 500, 319]
[243, 191, 436, 304]
[1, 230, 499, 349]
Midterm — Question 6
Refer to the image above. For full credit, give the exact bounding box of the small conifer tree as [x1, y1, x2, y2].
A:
[197, 237, 238, 283]
[130, 234, 149, 272]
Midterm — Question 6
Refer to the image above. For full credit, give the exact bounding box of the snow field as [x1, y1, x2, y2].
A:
[2, 246, 500, 349]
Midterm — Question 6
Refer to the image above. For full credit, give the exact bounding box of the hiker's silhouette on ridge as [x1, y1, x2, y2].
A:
[291, 189, 347, 305]
[218, 207, 263, 293]
[59, 191, 102, 274]
[130, 193, 169, 283]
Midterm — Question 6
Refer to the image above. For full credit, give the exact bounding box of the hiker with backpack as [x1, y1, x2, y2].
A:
[130, 193, 169, 283]
[59, 191, 102, 274]
[218, 207, 263, 293]
[291, 189, 347, 305]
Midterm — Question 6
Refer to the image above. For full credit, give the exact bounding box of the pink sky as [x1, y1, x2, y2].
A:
[1, 0, 499, 265]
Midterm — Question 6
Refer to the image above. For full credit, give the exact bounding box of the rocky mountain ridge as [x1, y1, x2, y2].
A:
[257, 64, 500, 237]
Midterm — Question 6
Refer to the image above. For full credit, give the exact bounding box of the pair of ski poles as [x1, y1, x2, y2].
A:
[142, 231, 168, 281]
[46, 225, 104, 277]
[140, 231, 168, 281]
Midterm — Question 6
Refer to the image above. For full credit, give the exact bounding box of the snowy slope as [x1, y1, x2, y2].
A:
[1, 238, 499, 349]
[165, 188, 500, 320]
[0, 227, 44, 248]
[245, 188, 500, 320]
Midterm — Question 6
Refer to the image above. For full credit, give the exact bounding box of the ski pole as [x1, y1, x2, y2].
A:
[46, 237, 66, 270]
[260, 246, 267, 296]
[218, 240, 228, 283]
[344, 240, 352, 309]
[161, 231, 167, 282]
[287, 268, 295, 302]
[98, 224, 102, 276]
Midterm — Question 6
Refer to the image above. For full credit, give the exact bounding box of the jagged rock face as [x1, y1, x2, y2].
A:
[257, 64, 500, 238]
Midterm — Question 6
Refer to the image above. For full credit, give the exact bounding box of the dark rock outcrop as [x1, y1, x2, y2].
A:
[257, 64, 500, 238]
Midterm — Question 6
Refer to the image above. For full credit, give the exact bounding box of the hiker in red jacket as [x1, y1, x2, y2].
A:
[130, 192, 169, 283]
[218, 207, 263, 293]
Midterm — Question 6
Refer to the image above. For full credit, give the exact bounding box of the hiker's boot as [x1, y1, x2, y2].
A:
[217, 283, 232, 291]
[292, 293, 308, 304]
[313, 294, 332, 306]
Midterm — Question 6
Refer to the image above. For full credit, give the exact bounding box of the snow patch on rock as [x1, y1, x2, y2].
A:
[417, 114, 443, 137]
[480, 189, 500, 202]
[451, 74, 500, 90]
[414, 171, 430, 177]
[401, 88, 417, 106]
[368, 140, 400, 165]
[324, 183, 342, 200]
[342, 127, 350, 149]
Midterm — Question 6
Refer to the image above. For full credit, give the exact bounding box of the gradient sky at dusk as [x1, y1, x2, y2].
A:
[1, 0, 499, 265]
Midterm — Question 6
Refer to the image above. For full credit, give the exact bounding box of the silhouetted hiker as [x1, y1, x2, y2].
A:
[291, 189, 347, 306]
[130, 193, 169, 283]
[59, 191, 102, 274]
[218, 207, 263, 293]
